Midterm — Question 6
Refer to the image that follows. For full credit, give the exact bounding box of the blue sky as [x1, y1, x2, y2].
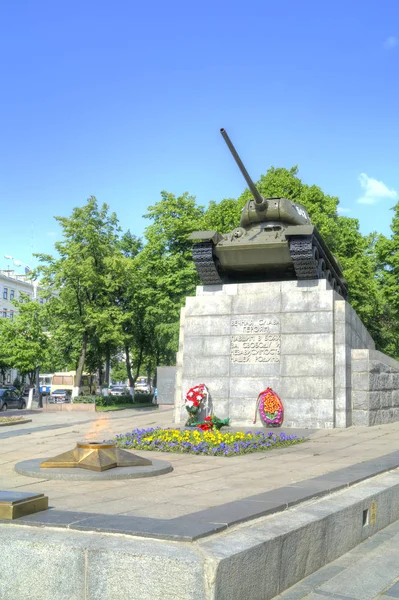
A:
[1, 0, 398, 270]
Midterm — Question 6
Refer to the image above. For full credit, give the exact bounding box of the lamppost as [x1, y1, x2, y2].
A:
[4, 255, 40, 396]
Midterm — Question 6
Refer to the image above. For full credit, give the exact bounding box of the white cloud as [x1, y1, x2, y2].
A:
[47, 232, 56, 237]
[357, 173, 397, 205]
[383, 36, 398, 49]
[337, 206, 351, 214]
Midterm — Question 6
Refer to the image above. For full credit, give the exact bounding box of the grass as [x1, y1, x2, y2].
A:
[97, 402, 156, 412]
[0, 416, 32, 427]
[0, 416, 25, 423]
[113, 427, 307, 457]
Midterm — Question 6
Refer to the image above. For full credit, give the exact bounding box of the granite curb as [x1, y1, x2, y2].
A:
[3, 450, 399, 542]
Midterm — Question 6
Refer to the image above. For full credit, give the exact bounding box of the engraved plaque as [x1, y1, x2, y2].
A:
[230, 334, 281, 363]
[231, 316, 280, 334]
[369, 501, 377, 525]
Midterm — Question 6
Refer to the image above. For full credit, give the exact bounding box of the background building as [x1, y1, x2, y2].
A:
[0, 269, 41, 386]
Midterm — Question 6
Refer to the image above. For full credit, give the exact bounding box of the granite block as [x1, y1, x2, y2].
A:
[352, 391, 369, 410]
[280, 311, 333, 334]
[279, 518, 328, 591]
[86, 537, 207, 600]
[229, 362, 281, 377]
[203, 336, 231, 356]
[184, 316, 231, 336]
[281, 289, 333, 312]
[185, 295, 232, 316]
[202, 529, 281, 600]
[183, 337, 204, 355]
[280, 377, 334, 400]
[280, 355, 333, 377]
[183, 355, 230, 377]
[229, 398, 262, 423]
[352, 410, 370, 426]
[351, 359, 369, 372]
[281, 333, 333, 355]
[352, 372, 369, 392]
[0, 527, 86, 600]
[232, 293, 281, 314]
[181, 377, 229, 398]
[229, 377, 280, 398]
[283, 398, 334, 427]
[236, 281, 281, 296]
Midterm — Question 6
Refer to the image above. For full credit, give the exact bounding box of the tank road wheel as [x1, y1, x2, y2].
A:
[336, 285, 343, 297]
[192, 242, 223, 285]
[318, 258, 326, 279]
[325, 269, 333, 285]
[331, 278, 337, 291]
[289, 237, 319, 280]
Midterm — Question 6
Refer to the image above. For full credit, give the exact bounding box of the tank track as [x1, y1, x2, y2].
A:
[192, 242, 223, 285]
[289, 235, 348, 298]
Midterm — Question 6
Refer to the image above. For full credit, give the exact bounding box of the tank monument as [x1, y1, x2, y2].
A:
[175, 129, 399, 429]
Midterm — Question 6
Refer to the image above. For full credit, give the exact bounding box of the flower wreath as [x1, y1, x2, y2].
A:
[184, 384, 229, 430]
[184, 383, 208, 415]
[254, 387, 284, 427]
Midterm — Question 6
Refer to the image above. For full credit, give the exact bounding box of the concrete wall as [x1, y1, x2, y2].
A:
[175, 280, 375, 428]
[42, 403, 96, 412]
[352, 349, 399, 426]
[156, 366, 176, 405]
[2, 470, 399, 600]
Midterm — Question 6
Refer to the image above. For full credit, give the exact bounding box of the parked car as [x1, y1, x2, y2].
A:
[109, 386, 129, 396]
[48, 389, 72, 404]
[0, 388, 26, 411]
[134, 377, 152, 394]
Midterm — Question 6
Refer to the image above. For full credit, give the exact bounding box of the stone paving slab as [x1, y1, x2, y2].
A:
[2, 408, 399, 523]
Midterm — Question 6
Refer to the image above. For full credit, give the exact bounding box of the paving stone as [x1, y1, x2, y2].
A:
[71, 513, 226, 541]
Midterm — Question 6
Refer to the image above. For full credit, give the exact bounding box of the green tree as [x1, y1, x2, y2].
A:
[36, 197, 121, 393]
[375, 201, 399, 357]
[126, 191, 205, 374]
[0, 299, 52, 384]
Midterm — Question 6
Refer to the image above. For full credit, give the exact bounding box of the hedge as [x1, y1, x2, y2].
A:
[72, 394, 154, 406]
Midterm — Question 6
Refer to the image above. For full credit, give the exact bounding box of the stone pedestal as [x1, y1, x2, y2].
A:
[174, 280, 376, 428]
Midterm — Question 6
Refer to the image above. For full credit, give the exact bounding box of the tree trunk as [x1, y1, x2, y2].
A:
[134, 346, 144, 381]
[105, 345, 110, 388]
[35, 367, 40, 394]
[75, 331, 88, 394]
[125, 344, 134, 388]
[98, 364, 103, 387]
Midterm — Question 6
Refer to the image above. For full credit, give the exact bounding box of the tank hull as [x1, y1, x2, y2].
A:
[191, 223, 348, 298]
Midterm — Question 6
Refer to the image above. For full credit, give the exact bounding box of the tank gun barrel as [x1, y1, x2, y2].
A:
[220, 128, 265, 207]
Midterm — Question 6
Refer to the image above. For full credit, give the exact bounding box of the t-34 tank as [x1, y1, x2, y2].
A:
[190, 128, 348, 298]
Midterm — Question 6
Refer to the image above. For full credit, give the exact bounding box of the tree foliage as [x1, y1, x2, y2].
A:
[2, 163, 399, 386]
[0, 299, 53, 383]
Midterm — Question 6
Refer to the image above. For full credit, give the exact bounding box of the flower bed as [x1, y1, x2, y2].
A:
[113, 428, 306, 457]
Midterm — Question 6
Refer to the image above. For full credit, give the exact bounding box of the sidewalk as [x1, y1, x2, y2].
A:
[1, 408, 399, 519]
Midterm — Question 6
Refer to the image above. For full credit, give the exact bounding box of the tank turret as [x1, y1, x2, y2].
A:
[190, 129, 347, 298]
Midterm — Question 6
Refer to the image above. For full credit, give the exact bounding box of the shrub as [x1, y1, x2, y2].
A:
[73, 394, 153, 407]
[72, 395, 98, 404]
[134, 393, 154, 404]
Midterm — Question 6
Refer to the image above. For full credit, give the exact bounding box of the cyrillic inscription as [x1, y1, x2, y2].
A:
[230, 334, 281, 363]
[231, 316, 279, 334]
